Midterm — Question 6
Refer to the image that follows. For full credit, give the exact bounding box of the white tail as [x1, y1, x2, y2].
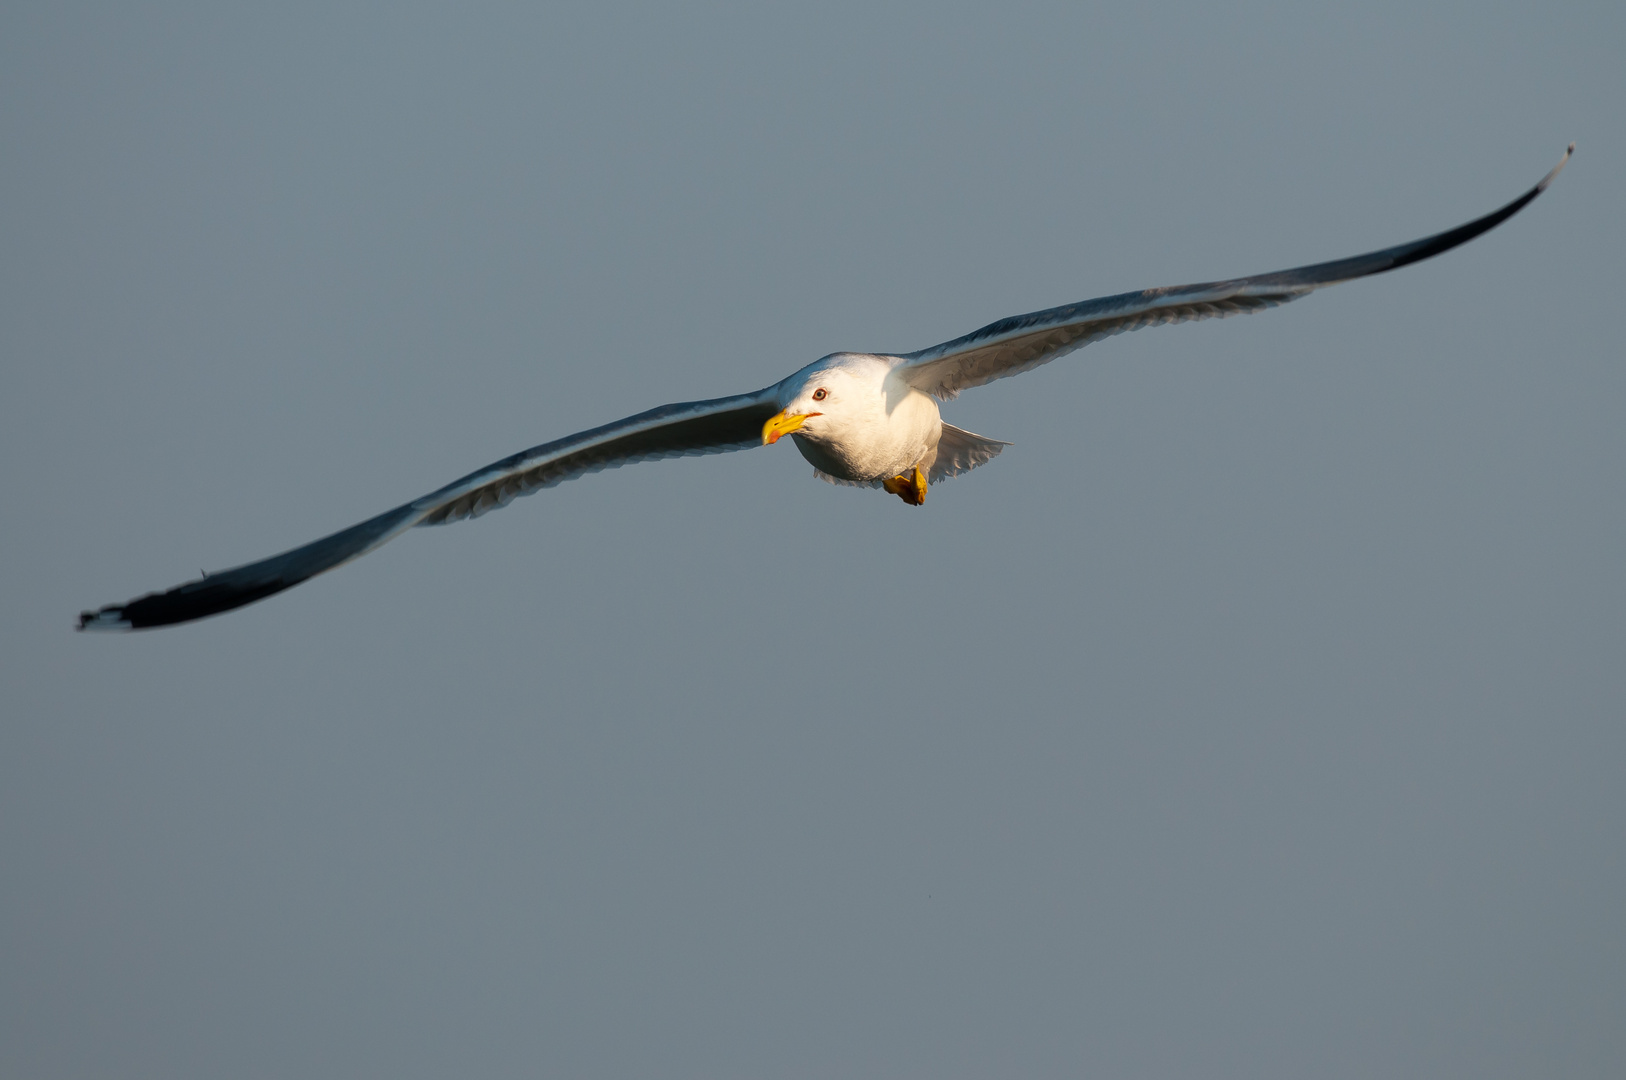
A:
[931, 422, 1010, 483]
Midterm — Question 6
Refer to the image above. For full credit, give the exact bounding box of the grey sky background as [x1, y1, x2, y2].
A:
[3, 2, 1621, 1076]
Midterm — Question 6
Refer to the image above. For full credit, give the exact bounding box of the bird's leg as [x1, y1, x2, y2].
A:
[882, 466, 927, 507]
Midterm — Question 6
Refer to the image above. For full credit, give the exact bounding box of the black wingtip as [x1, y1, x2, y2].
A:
[1356, 144, 1573, 278]
[77, 606, 132, 632]
[74, 501, 428, 632]
[1536, 144, 1574, 193]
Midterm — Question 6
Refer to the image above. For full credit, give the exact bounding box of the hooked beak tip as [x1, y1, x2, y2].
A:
[762, 410, 819, 446]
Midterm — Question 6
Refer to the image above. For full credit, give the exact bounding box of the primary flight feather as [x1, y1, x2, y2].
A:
[79, 146, 1572, 631]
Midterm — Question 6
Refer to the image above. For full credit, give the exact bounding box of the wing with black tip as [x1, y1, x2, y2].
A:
[893, 146, 1572, 400]
[78, 389, 781, 630]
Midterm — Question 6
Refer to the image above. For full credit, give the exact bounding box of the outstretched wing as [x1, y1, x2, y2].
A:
[79, 388, 782, 630]
[894, 146, 1572, 401]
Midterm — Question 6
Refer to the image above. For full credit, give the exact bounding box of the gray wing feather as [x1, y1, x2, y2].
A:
[79, 388, 781, 630]
[895, 146, 1572, 400]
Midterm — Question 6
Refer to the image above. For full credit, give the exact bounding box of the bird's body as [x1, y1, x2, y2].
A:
[80, 147, 1572, 630]
[779, 354, 946, 486]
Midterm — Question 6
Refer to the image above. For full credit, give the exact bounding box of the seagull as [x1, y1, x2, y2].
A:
[79, 146, 1572, 631]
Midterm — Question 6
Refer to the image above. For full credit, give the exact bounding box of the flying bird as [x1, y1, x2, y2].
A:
[79, 146, 1572, 631]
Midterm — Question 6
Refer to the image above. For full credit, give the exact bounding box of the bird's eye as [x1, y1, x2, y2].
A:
[812, 388, 828, 401]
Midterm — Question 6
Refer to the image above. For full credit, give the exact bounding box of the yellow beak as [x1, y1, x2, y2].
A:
[762, 409, 820, 445]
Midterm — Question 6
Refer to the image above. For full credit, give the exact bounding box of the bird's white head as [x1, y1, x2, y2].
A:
[760, 353, 892, 447]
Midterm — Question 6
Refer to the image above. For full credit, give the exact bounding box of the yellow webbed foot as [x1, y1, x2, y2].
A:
[883, 466, 927, 506]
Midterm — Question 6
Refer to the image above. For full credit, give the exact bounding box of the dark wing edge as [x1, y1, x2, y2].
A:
[894, 145, 1573, 400]
[78, 388, 782, 631]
